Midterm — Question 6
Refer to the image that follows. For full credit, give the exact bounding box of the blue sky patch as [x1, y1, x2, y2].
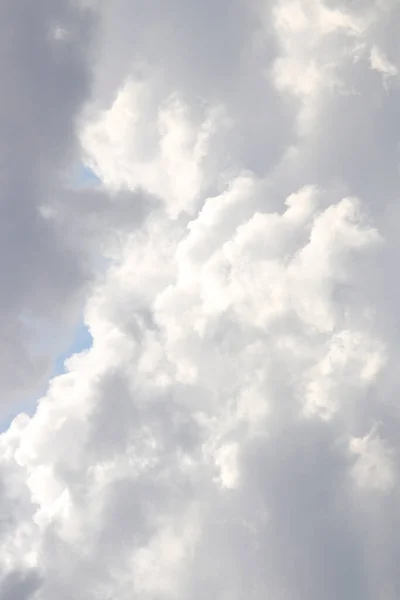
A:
[53, 321, 93, 375]
[0, 321, 93, 432]
[72, 164, 101, 187]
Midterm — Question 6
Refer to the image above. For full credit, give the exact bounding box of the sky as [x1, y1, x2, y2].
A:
[1, 0, 400, 598]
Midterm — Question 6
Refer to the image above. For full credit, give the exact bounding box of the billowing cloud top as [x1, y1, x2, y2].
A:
[1, 0, 400, 598]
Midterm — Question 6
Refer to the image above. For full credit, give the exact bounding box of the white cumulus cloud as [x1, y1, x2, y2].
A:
[1, 1, 400, 599]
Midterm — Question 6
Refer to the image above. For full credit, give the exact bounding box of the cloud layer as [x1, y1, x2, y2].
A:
[1, 0, 400, 598]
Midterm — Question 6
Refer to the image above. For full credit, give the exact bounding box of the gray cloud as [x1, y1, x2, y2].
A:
[0, 1, 154, 414]
[0, 0, 98, 407]
[0, 569, 42, 600]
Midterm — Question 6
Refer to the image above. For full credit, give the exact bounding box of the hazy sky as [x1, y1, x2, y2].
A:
[1, 1, 400, 598]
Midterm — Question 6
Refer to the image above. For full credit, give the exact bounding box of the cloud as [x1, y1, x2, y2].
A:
[350, 425, 395, 492]
[370, 45, 398, 82]
[1, 0, 400, 599]
[81, 81, 231, 216]
[0, 569, 42, 600]
[0, 0, 97, 408]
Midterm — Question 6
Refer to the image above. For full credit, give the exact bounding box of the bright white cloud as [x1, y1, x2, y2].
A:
[1, 0, 400, 599]
[350, 426, 395, 492]
[81, 79, 231, 217]
[370, 45, 398, 88]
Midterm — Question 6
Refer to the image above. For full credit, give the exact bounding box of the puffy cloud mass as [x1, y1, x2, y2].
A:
[2, 0, 400, 598]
